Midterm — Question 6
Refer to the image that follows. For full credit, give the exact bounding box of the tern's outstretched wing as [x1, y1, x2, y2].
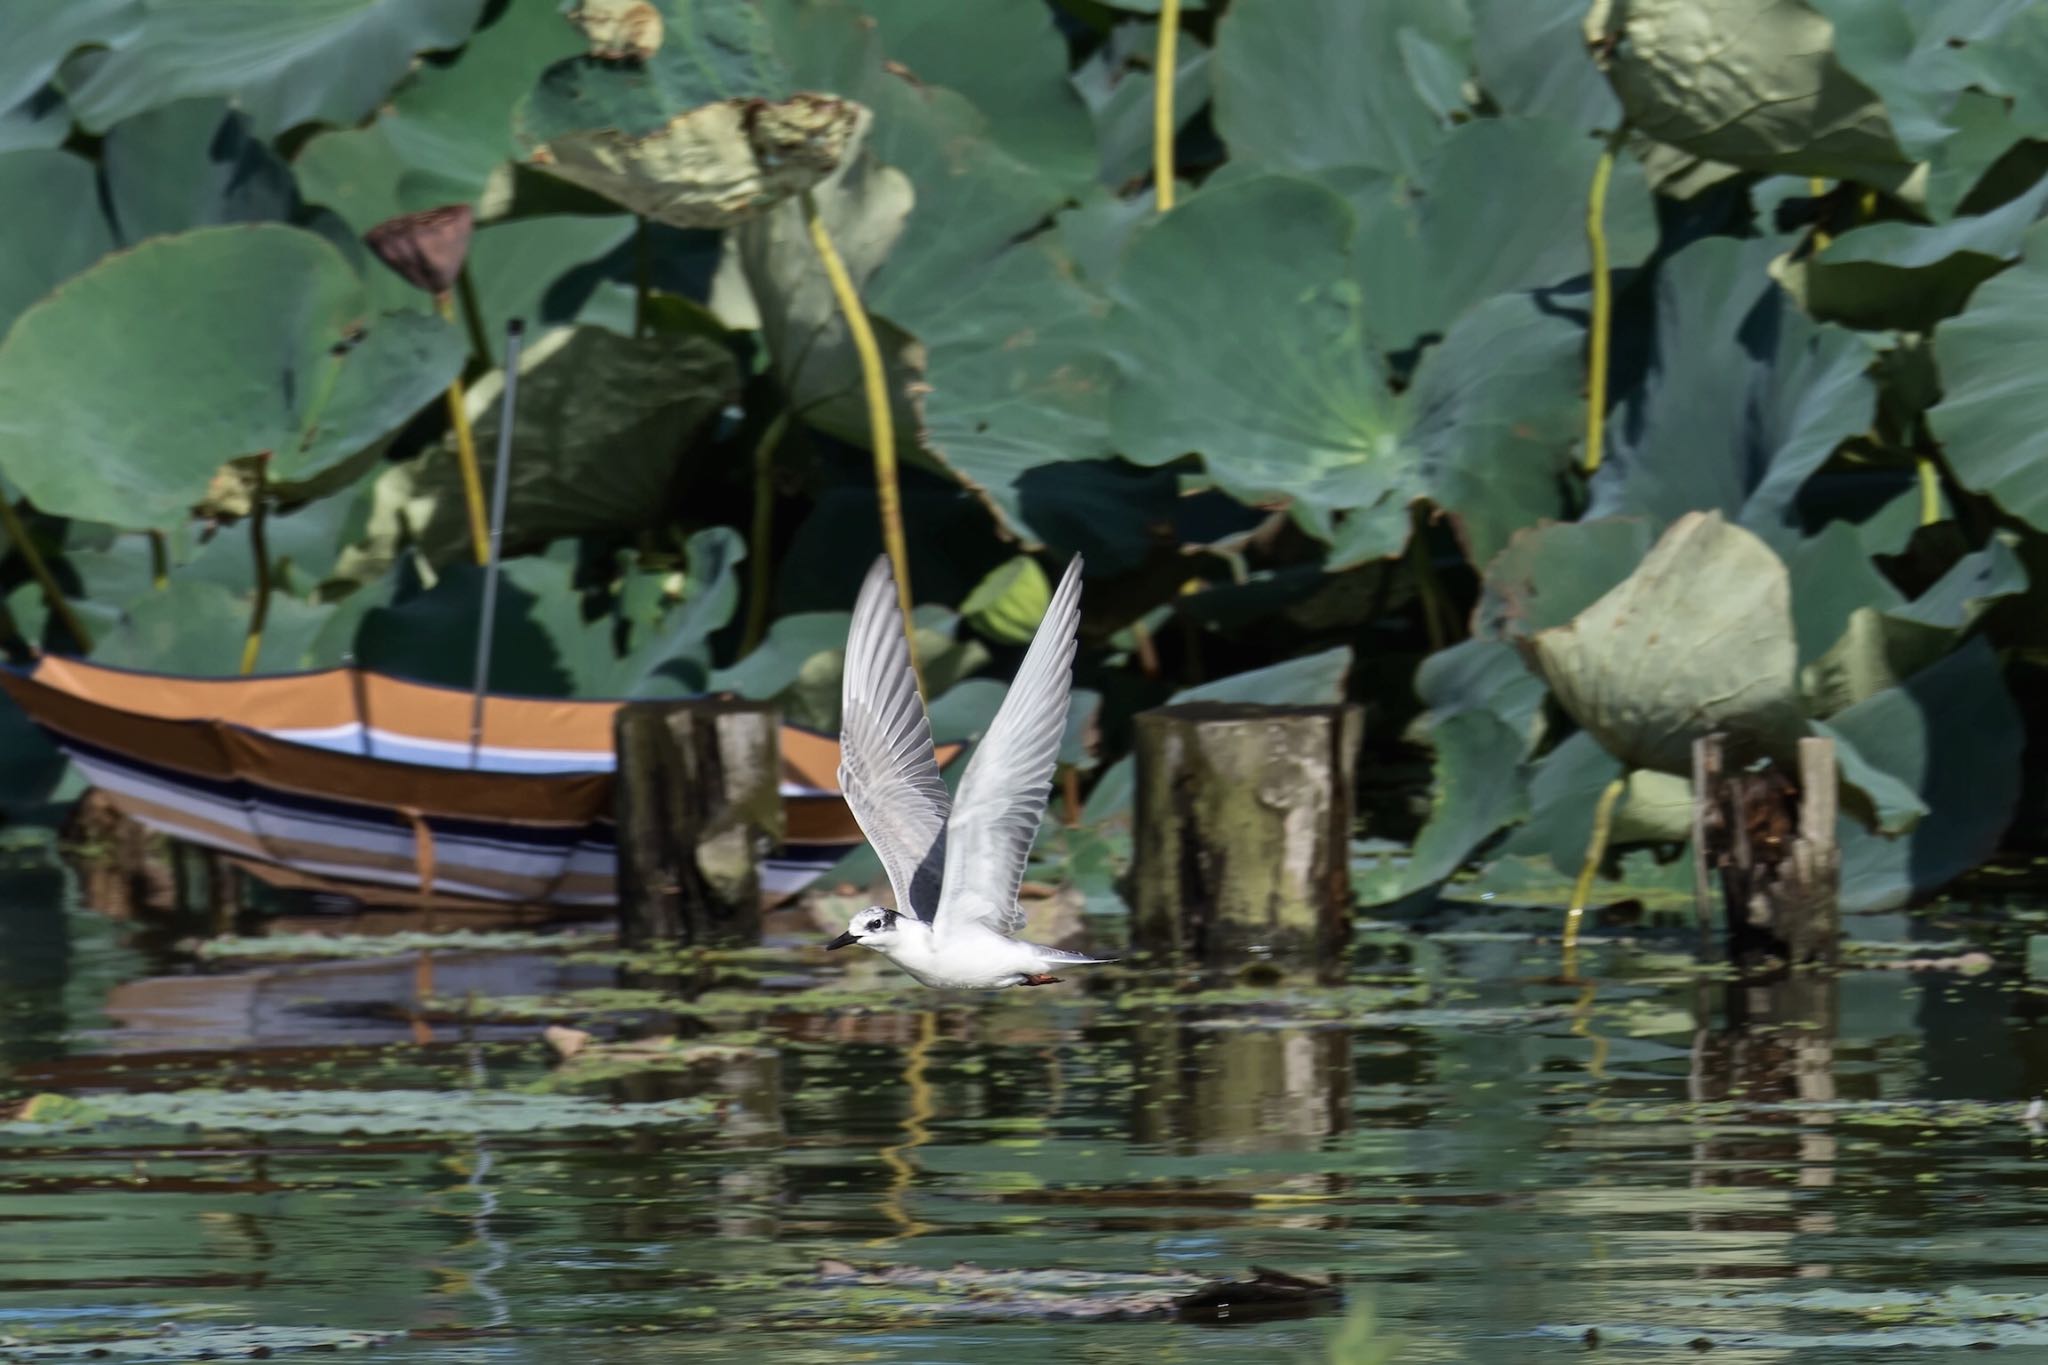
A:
[935, 555, 1083, 940]
[838, 556, 949, 922]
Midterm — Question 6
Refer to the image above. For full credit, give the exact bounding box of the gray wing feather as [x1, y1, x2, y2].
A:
[936, 555, 1083, 939]
[837, 556, 949, 922]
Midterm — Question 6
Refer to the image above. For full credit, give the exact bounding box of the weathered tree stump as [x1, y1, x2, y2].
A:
[1693, 734, 1840, 968]
[1128, 702, 1362, 973]
[614, 700, 783, 949]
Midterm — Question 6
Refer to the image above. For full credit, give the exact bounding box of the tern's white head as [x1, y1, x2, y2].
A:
[825, 906, 909, 954]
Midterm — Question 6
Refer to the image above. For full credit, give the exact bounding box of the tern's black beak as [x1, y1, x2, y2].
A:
[824, 930, 860, 951]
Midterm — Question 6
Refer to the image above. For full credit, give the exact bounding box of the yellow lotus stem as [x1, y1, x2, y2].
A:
[742, 410, 791, 654]
[1154, 0, 1182, 211]
[872, 1009, 938, 1242]
[1917, 454, 1942, 525]
[238, 457, 271, 675]
[1582, 129, 1624, 475]
[436, 292, 491, 566]
[0, 498, 91, 652]
[803, 190, 921, 693]
[1563, 776, 1627, 973]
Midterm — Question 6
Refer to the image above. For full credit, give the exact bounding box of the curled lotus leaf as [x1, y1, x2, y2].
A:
[1583, 0, 1910, 185]
[1528, 511, 1808, 776]
[528, 92, 862, 228]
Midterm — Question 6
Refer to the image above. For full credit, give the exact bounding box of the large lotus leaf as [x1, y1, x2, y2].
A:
[1388, 709, 1530, 899]
[708, 610, 851, 731]
[1798, 533, 2026, 715]
[856, 0, 1095, 194]
[1589, 236, 1878, 550]
[295, 0, 584, 231]
[400, 325, 739, 565]
[727, 133, 918, 453]
[1582, 0, 1910, 185]
[1529, 511, 1808, 775]
[1416, 638, 1549, 757]
[65, 0, 486, 137]
[1073, 20, 1211, 189]
[1811, 0, 2048, 217]
[1107, 175, 1411, 555]
[1474, 517, 1657, 641]
[91, 577, 334, 676]
[1774, 177, 2048, 331]
[0, 84, 72, 153]
[1827, 637, 2020, 910]
[0, 0, 133, 112]
[0, 150, 114, 340]
[1928, 220, 2048, 533]
[462, 214, 641, 364]
[0, 226, 463, 529]
[1347, 116, 1658, 355]
[100, 98, 303, 243]
[357, 531, 742, 698]
[1212, 0, 1470, 181]
[1472, 0, 1620, 132]
[1408, 291, 1591, 568]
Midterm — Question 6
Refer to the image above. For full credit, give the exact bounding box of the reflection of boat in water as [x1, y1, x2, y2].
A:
[0, 656, 890, 908]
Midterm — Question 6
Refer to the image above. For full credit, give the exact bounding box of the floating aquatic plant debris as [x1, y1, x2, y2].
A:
[190, 929, 597, 962]
[0, 1087, 712, 1136]
[799, 1260, 1341, 1324]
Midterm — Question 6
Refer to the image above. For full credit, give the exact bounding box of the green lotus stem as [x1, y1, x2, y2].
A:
[1153, 0, 1182, 211]
[0, 497, 91, 652]
[1917, 455, 1942, 525]
[455, 266, 492, 363]
[1582, 126, 1627, 475]
[147, 530, 168, 590]
[802, 189, 921, 693]
[238, 457, 272, 676]
[435, 293, 493, 566]
[1562, 775, 1627, 971]
[742, 410, 792, 654]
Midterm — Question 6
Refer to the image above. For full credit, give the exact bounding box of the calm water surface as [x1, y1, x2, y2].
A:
[2, 850, 2047, 1362]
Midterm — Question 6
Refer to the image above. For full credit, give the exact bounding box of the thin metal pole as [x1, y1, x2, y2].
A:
[468, 318, 525, 770]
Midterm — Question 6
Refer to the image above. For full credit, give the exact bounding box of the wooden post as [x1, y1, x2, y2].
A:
[1693, 733, 1840, 969]
[613, 700, 783, 949]
[1128, 702, 1362, 973]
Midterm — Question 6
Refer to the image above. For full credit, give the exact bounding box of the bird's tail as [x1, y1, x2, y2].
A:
[1031, 944, 1118, 965]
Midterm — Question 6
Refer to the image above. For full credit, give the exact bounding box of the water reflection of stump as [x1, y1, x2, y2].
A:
[1689, 974, 1840, 1274]
[1133, 1017, 1353, 1152]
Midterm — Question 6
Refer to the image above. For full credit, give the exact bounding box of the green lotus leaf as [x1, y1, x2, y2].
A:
[295, 0, 584, 232]
[1829, 637, 2020, 910]
[708, 610, 851, 731]
[1212, 0, 1470, 181]
[1775, 177, 2048, 330]
[460, 213, 644, 363]
[1810, 0, 2048, 216]
[1583, 0, 1910, 185]
[1073, 19, 1211, 189]
[1415, 638, 1550, 756]
[0, 149, 113, 340]
[0, 83, 72, 152]
[858, 0, 1096, 195]
[356, 530, 742, 698]
[101, 98, 303, 243]
[1472, 0, 1621, 132]
[395, 324, 738, 566]
[0, 0, 135, 112]
[960, 555, 1055, 647]
[1928, 220, 2048, 533]
[1475, 517, 1657, 642]
[90, 577, 335, 676]
[1591, 236, 1877, 549]
[1393, 708, 1530, 898]
[0, 225, 464, 530]
[1529, 511, 1809, 775]
[65, 0, 486, 138]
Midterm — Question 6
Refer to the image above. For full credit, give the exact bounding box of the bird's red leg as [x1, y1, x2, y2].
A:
[1019, 973, 1063, 986]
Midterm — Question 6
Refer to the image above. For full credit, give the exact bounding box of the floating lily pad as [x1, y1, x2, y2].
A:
[2, 1087, 712, 1136]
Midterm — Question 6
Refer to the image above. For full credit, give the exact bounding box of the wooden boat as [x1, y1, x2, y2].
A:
[0, 656, 894, 908]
